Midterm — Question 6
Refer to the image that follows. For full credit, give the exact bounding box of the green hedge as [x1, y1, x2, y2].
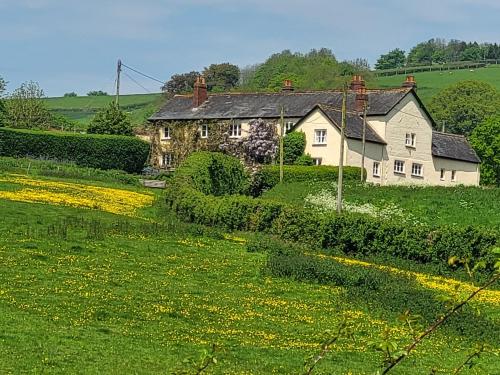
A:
[174, 151, 249, 196]
[251, 165, 363, 196]
[283, 131, 306, 164]
[0, 127, 149, 173]
[166, 183, 499, 270]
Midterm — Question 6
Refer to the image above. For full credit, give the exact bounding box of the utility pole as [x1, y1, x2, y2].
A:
[442, 121, 446, 133]
[279, 105, 285, 183]
[360, 100, 367, 183]
[116, 59, 122, 106]
[337, 83, 347, 214]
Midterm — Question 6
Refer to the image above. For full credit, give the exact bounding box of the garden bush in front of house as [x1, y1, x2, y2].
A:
[0, 127, 149, 173]
[166, 152, 499, 271]
[250, 164, 363, 196]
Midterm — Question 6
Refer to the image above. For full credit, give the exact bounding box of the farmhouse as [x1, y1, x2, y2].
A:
[149, 75, 480, 186]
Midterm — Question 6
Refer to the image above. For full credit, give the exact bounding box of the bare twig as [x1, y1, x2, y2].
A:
[382, 273, 499, 374]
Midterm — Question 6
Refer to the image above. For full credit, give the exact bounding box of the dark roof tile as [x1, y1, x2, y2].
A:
[432, 132, 480, 163]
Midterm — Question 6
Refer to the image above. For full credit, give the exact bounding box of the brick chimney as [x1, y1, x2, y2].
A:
[355, 87, 368, 114]
[193, 76, 208, 107]
[402, 75, 417, 90]
[282, 79, 294, 92]
[350, 75, 365, 91]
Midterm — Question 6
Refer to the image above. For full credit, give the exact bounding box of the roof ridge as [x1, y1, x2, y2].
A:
[433, 131, 466, 139]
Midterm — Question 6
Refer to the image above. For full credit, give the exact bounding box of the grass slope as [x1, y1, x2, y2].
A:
[44, 93, 163, 130]
[0, 174, 498, 373]
[261, 181, 500, 228]
[375, 65, 500, 105]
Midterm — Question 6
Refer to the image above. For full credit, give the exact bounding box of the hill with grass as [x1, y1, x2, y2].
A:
[375, 64, 500, 105]
[43, 93, 163, 131]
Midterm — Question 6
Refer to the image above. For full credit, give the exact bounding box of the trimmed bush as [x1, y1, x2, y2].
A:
[174, 151, 249, 196]
[0, 127, 149, 173]
[294, 154, 314, 166]
[283, 131, 306, 164]
[251, 165, 363, 196]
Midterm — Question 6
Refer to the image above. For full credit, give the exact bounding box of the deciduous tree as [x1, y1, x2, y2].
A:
[375, 49, 406, 70]
[470, 117, 500, 186]
[203, 63, 240, 92]
[5, 81, 53, 129]
[87, 101, 133, 136]
[161, 71, 200, 94]
[428, 81, 500, 135]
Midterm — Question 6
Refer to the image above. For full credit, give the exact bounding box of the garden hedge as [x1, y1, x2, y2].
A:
[167, 152, 499, 269]
[0, 127, 149, 173]
[251, 165, 363, 196]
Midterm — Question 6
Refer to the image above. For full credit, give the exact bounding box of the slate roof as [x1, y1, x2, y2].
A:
[149, 88, 412, 121]
[432, 132, 480, 164]
[305, 104, 386, 144]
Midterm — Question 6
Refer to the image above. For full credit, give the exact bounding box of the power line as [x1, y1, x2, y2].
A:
[121, 62, 165, 85]
[123, 71, 151, 93]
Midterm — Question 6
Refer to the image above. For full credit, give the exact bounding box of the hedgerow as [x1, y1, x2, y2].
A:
[0, 127, 149, 173]
[251, 165, 363, 196]
[166, 152, 499, 269]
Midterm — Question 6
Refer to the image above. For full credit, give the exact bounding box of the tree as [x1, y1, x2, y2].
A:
[238, 119, 278, 164]
[161, 71, 199, 94]
[375, 49, 406, 70]
[202, 63, 240, 92]
[64, 92, 78, 97]
[470, 117, 500, 186]
[87, 90, 108, 96]
[87, 101, 133, 136]
[428, 81, 500, 135]
[283, 131, 306, 164]
[4, 81, 53, 129]
[0, 76, 6, 126]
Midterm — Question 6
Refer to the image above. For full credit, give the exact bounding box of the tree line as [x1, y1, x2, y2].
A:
[375, 38, 500, 70]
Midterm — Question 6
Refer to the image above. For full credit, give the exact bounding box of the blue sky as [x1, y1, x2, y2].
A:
[1, 0, 499, 97]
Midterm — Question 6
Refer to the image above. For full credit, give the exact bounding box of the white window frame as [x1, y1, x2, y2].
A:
[451, 170, 457, 182]
[285, 121, 295, 133]
[314, 129, 327, 145]
[411, 163, 423, 177]
[405, 133, 416, 147]
[163, 153, 173, 168]
[373, 162, 380, 177]
[162, 126, 171, 140]
[199, 124, 208, 139]
[312, 158, 322, 166]
[229, 123, 241, 138]
[394, 160, 405, 175]
[440, 168, 445, 181]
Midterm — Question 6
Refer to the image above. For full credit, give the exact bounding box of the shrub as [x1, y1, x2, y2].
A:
[294, 154, 314, 166]
[87, 102, 133, 136]
[174, 151, 249, 196]
[251, 165, 362, 196]
[0, 127, 149, 173]
[283, 131, 306, 164]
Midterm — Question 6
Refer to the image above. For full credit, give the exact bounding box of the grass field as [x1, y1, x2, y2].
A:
[43, 93, 163, 131]
[375, 64, 500, 105]
[0, 170, 499, 373]
[261, 181, 500, 228]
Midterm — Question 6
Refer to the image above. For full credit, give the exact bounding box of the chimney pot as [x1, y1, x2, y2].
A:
[350, 75, 365, 91]
[282, 79, 294, 92]
[193, 76, 208, 107]
[402, 75, 417, 90]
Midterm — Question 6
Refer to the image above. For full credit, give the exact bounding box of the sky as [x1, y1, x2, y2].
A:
[1, 0, 499, 97]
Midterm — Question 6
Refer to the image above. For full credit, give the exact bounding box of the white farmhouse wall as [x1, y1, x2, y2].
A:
[432, 158, 480, 186]
[295, 109, 344, 165]
[346, 139, 385, 184]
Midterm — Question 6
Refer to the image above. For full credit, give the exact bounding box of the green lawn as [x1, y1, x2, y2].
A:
[262, 181, 500, 228]
[375, 64, 500, 105]
[0, 174, 498, 374]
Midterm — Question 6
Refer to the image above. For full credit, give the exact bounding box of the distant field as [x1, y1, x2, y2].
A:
[43, 93, 164, 130]
[375, 64, 500, 105]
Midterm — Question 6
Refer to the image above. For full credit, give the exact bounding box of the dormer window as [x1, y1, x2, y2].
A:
[405, 133, 416, 147]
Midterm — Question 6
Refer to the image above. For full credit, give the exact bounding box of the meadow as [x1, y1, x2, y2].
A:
[375, 64, 500, 105]
[0, 169, 499, 374]
[43, 93, 162, 131]
[262, 180, 500, 229]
